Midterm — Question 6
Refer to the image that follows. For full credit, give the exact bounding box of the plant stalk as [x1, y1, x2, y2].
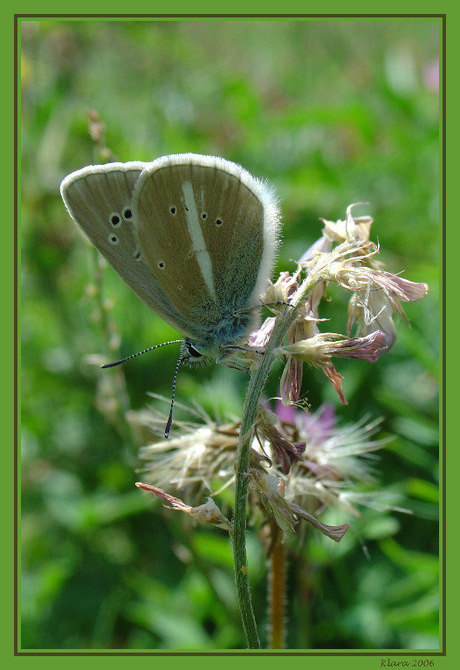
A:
[231, 275, 316, 648]
[268, 521, 286, 649]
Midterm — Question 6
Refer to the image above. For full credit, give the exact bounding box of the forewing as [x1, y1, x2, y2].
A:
[60, 163, 192, 335]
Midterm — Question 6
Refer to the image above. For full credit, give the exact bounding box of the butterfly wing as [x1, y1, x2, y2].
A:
[60, 162, 194, 337]
[133, 154, 280, 345]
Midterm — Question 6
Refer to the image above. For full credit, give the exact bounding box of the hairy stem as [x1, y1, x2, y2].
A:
[231, 275, 316, 648]
[268, 521, 286, 649]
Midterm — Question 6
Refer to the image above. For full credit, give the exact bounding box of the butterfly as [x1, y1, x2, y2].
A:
[61, 153, 281, 433]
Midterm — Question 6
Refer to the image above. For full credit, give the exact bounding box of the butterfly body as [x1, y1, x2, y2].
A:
[61, 154, 281, 366]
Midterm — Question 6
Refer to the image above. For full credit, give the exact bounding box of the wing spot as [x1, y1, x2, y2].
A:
[158, 261, 166, 269]
[201, 212, 208, 220]
[170, 206, 176, 215]
[123, 208, 133, 219]
[109, 234, 119, 245]
[134, 250, 142, 260]
[109, 213, 121, 226]
[215, 218, 223, 226]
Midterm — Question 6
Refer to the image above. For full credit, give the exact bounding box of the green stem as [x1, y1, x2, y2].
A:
[231, 275, 316, 648]
[268, 521, 286, 649]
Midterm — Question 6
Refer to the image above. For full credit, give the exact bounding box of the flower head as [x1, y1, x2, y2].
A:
[252, 204, 429, 403]
[134, 395, 399, 543]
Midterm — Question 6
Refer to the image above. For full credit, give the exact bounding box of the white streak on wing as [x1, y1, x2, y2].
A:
[182, 180, 216, 300]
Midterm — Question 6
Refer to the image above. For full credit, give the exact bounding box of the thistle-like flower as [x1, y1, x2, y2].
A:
[253, 204, 429, 405]
[134, 398, 400, 542]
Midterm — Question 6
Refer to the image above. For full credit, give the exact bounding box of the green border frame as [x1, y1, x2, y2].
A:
[10, 3, 448, 667]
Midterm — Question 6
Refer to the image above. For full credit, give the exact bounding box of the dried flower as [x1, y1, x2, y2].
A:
[255, 405, 305, 474]
[249, 469, 298, 533]
[134, 396, 399, 543]
[279, 330, 389, 365]
[135, 482, 233, 531]
[320, 203, 374, 244]
[259, 205, 428, 402]
[133, 398, 239, 492]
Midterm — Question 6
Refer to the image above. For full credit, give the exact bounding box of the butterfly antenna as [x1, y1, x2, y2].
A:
[101, 340, 182, 368]
[164, 351, 184, 438]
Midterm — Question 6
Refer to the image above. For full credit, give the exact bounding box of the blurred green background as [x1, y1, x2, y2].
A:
[20, 18, 440, 650]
